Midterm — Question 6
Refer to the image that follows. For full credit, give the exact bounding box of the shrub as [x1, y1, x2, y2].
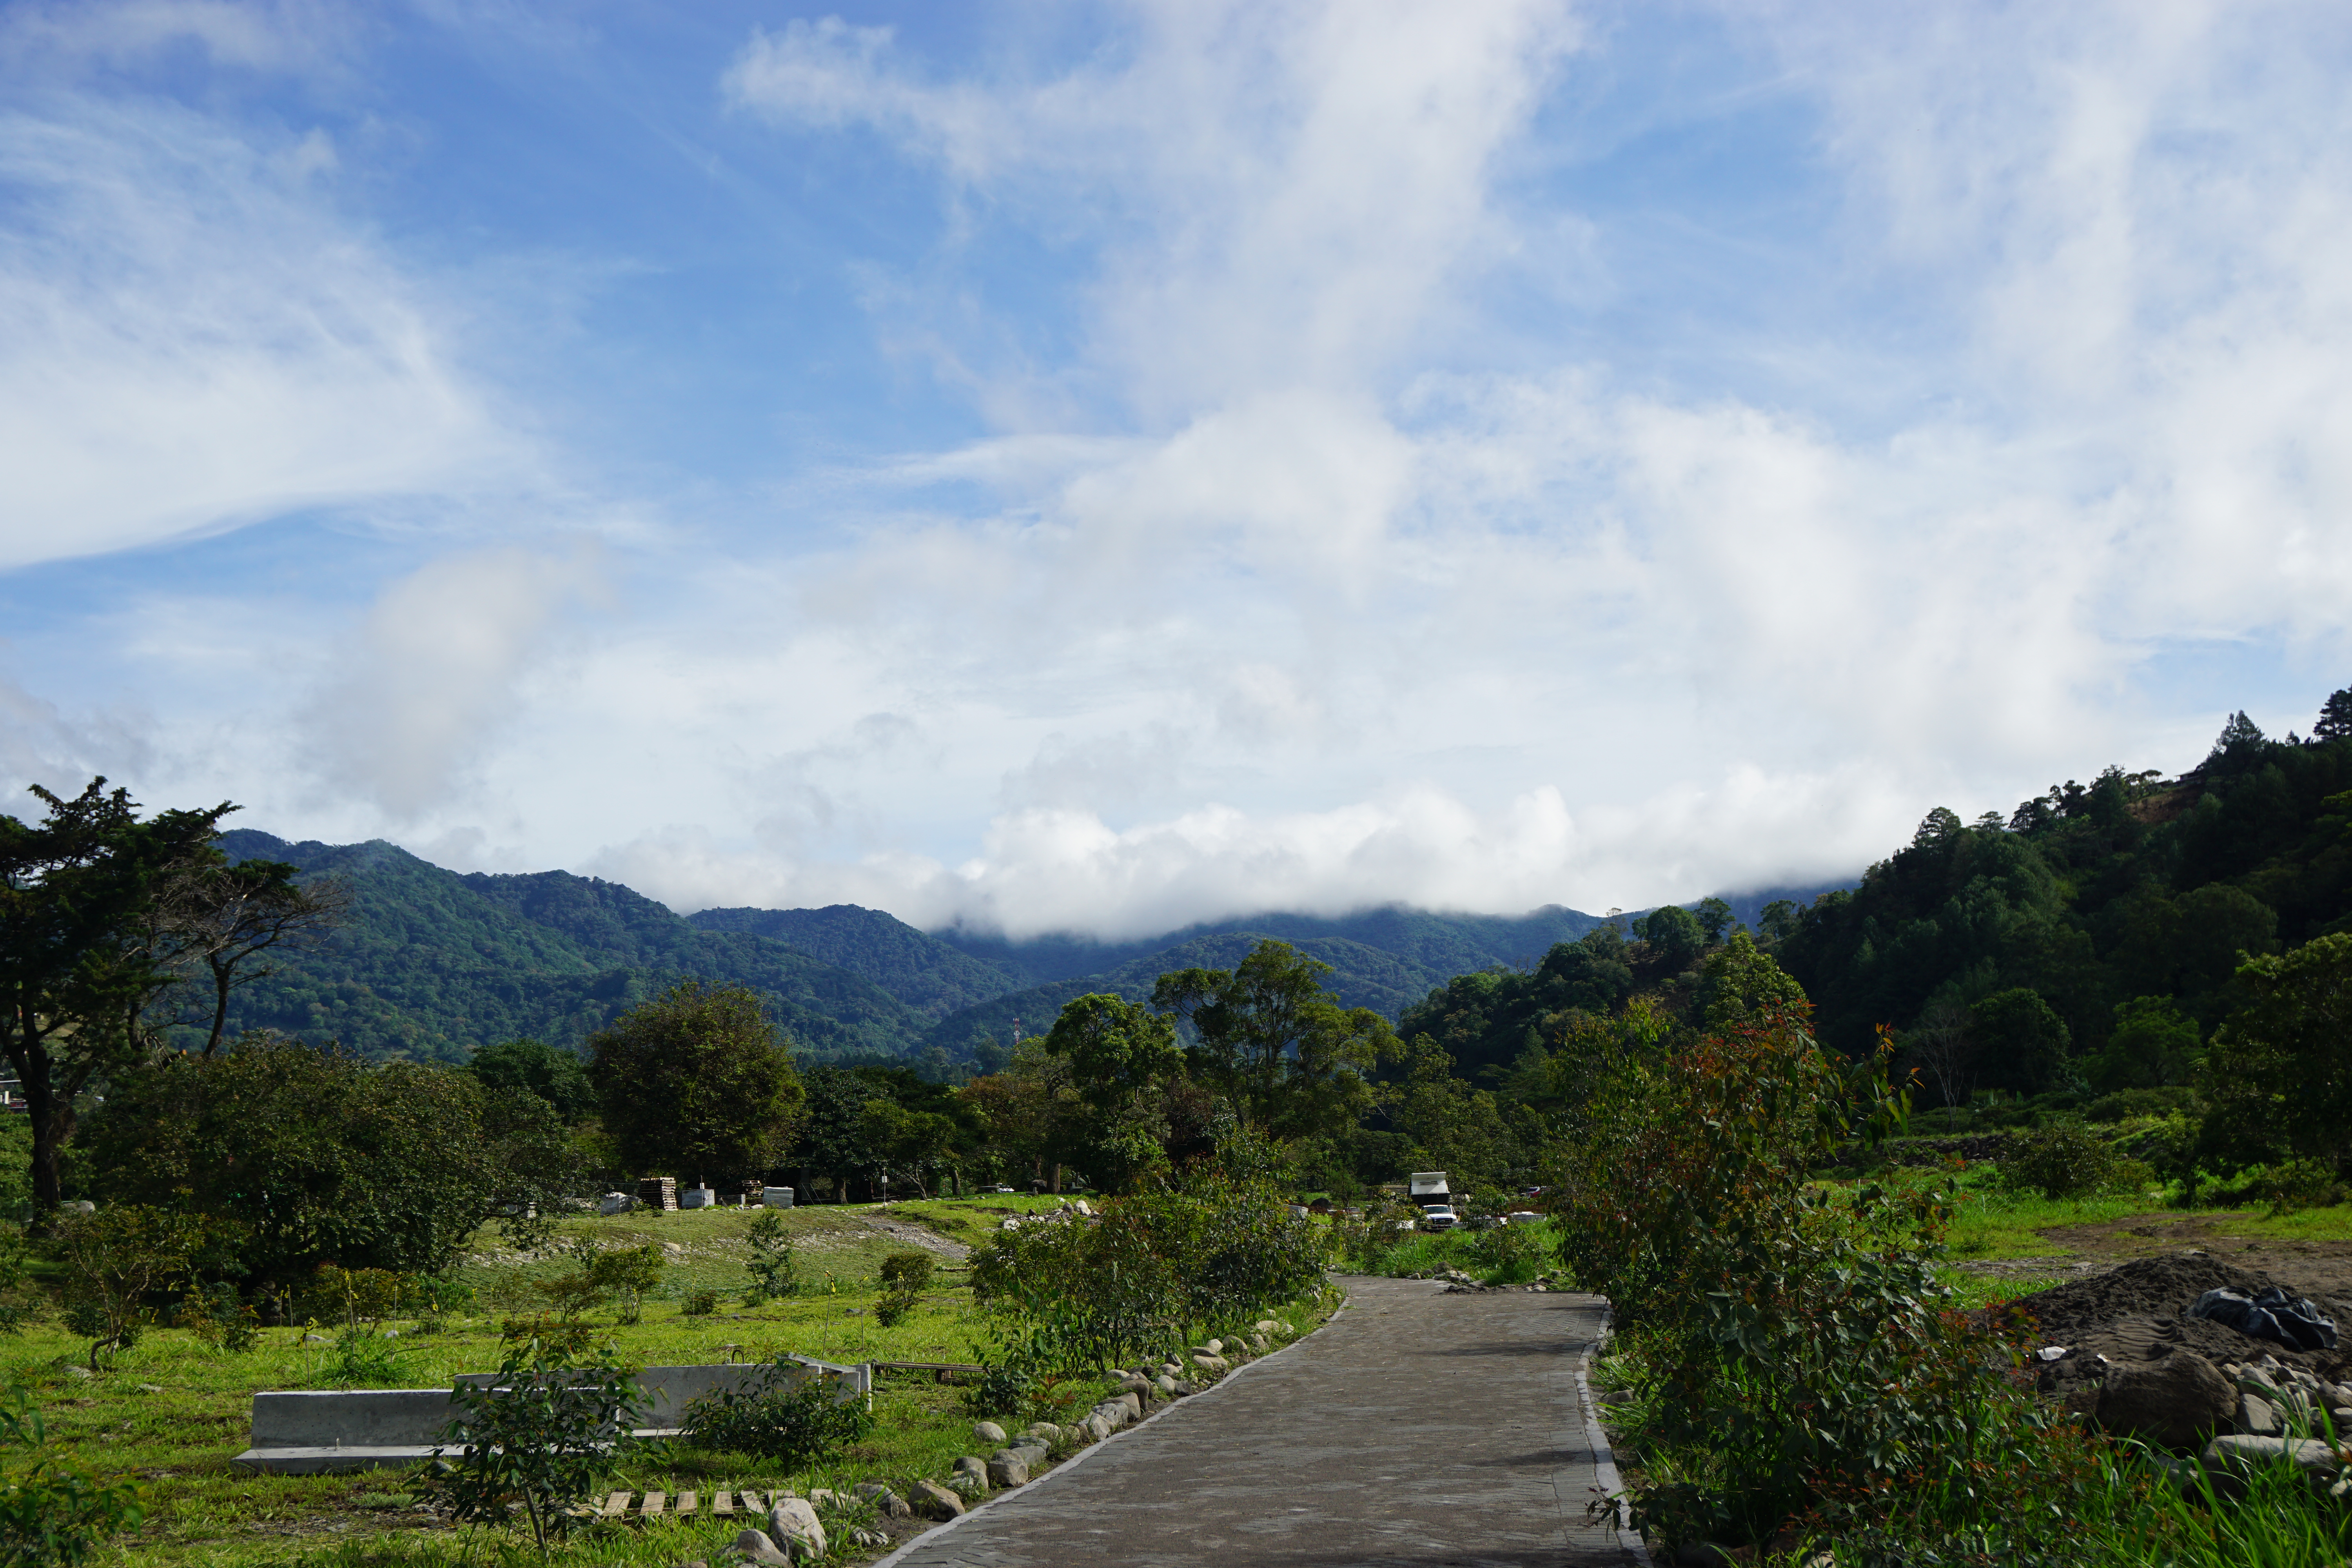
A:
[1330, 1200, 1421, 1274]
[1550, 1011, 2088, 1551]
[964, 1169, 1327, 1416]
[178, 1282, 259, 1352]
[744, 1209, 797, 1301]
[434, 1338, 642, 1555]
[0, 1387, 142, 1567]
[587, 1245, 662, 1327]
[496, 1313, 601, 1363]
[316, 1328, 408, 1388]
[80, 1036, 581, 1285]
[2261, 1158, 2346, 1215]
[682, 1288, 720, 1317]
[1465, 1219, 1546, 1281]
[2000, 1120, 2120, 1199]
[2083, 1085, 2198, 1123]
[679, 1362, 871, 1470]
[875, 1250, 933, 1327]
[48, 1205, 206, 1369]
[306, 1264, 410, 1329]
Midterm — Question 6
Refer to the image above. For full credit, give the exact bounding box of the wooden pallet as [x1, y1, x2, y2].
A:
[597, 1489, 788, 1520]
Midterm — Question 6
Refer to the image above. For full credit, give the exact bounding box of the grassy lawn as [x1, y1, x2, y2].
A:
[6, 1193, 1312, 1568]
[1813, 1165, 2352, 1309]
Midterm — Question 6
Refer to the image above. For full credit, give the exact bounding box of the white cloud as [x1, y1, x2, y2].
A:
[304, 545, 605, 819]
[0, 98, 521, 570]
[15, 3, 2352, 946]
[726, 1, 1581, 414]
[0, 0, 352, 78]
[0, 669, 153, 801]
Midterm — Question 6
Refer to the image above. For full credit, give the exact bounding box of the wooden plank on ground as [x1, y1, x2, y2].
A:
[602, 1492, 632, 1519]
[677, 1492, 697, 1516]
[641, 1491, 666, 1518]
[713, 1491, 733, 1515]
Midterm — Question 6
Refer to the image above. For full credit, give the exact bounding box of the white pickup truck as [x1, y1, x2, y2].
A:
[1408, 1171, 1458, 1229]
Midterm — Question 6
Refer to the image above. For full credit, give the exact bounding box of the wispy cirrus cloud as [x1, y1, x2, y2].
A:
[0, 91, 524, 570]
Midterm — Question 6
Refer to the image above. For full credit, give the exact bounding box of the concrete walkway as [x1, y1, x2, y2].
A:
[883, 1276, 1638, 1568]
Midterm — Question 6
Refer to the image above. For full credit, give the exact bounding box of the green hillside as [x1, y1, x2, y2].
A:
[917, 926, 1564, 1060]
[208, 832, 926, 1062]
[687, 904, 1022, 1019]
[932, 903, 1610, 988]
[202, 831, 1640, 1072]
[1778, 702, 2352, 1091]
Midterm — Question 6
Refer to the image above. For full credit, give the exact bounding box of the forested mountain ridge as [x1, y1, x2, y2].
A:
[1776, 698, 2352, 1090]
[687, 904, 1024, 1020]
[199, 830, 1644, 1068]
[930, 903, 1612, 990]
[210, 832, 928, 1062]
[915, 929, 1474, 1063]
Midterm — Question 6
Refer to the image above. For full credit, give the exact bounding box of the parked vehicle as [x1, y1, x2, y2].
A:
[1420, 1204, 1459, 1230]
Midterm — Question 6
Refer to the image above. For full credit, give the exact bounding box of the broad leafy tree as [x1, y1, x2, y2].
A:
[1968, 987, 2073, 1094]
[1693, 897, 1736, 944]
[2200, 933, 2352, 1172]
[1696, 933, 1809, 1032]
[81, 1033, 579, 1283]
[0, 781, 229, 1220]
[1640, 904, 1706, 973]
[1037, 993, 1185, 1191]
[1151, 940, 1396, 1140]
[590, 980, 806, 1187]
[466, 1038, 596, 1124]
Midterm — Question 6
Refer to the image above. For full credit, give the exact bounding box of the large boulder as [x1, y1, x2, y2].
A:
[911, 1479, 967, 1519]
[2201, 1434, 2342, 1477]
[734, 1530, 791, 1566]
[767, 1499, 826, 1561]
[2097, 1354, 2238, 1447]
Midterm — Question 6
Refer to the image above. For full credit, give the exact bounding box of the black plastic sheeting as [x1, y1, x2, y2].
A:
[2189, 1286, 2339, 1352]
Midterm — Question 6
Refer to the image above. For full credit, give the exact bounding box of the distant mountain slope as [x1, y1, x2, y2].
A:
[199, 831, 1636, 1070]
[916, 930, 1459, 1057]
[1708, 881, 1860, 934]
[210, 832, 925, 1062]
[688, 904, 1021, 1020]
[933, 904, 1609, 990]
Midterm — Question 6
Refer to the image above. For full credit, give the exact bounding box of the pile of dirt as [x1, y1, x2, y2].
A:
[2004, 1253, 2286, 1341]
[2000, 1253, 2350, 1396]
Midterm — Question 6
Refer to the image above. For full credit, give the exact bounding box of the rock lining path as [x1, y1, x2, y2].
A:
[881, 1276, 1638, 1567]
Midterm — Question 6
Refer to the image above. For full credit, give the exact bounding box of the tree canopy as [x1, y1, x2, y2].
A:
[81, 1033, 577, 1283]
[589, 980, 806, 1185]
[1151, 940, 1397, 1142]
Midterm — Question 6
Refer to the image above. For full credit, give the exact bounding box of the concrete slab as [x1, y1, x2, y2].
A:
[233, 1357, 869, 1474]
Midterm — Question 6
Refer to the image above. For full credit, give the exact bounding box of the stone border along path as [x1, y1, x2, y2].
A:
[873, 1276, 1645, 1568]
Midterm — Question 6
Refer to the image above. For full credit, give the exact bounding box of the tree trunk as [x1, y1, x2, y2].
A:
[1050, 1163, 1063, 1194]
[206, 960, 233, 1056]
[7, 1027, 61, 1227]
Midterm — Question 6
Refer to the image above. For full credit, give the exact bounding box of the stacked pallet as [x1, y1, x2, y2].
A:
[636, 1176, 679, 1212]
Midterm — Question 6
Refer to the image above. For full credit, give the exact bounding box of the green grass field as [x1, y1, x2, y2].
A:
[4, 1193, 1318, 1568]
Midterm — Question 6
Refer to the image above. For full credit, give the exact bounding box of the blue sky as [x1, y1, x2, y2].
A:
[4, 0, 2349, 938]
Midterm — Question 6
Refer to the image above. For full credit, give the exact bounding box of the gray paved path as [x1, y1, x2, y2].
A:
[884, 1276, 1635, 1568]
